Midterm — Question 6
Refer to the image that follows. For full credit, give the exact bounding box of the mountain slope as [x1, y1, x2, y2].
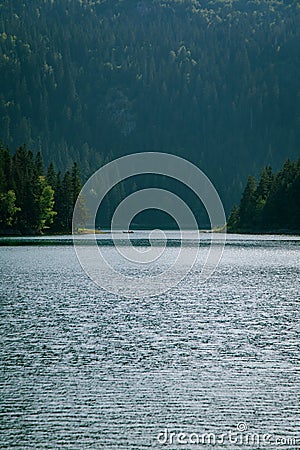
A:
[0, 0, 300, 212]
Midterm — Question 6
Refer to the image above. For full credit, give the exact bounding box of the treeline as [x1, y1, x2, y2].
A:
[1, 0, 300, 211]
[228, 159, 300, 233]
[0, 144, 83, 234]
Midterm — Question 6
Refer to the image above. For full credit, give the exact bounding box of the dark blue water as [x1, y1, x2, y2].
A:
[0, 234, 299, 449]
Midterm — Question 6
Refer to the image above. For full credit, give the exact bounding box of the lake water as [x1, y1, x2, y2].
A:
[0, 233, 299, 449]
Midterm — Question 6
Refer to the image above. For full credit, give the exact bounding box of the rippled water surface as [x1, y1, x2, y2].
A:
[0, 233, 299, 449]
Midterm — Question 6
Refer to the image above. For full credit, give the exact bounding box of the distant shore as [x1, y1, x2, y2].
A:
[1, 228, 299, 237]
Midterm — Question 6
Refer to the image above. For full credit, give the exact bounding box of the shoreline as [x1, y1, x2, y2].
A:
[1, 229, 300, 238]
[1, 229, 300, 239]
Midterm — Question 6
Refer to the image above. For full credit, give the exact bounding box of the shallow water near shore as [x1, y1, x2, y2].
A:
[0, 233, 299, 449]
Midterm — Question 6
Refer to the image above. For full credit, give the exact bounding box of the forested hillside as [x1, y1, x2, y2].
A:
[1, 0, 300, 212]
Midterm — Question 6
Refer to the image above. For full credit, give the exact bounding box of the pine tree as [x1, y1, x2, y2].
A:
[256, 166, 274, 201]
[35, 151, 44, 176]
[70, 162, 88, 230]
[46, 162, 56, 188]
[227, 204, 240, 231]
[238, 176, 258, 230]
[71, 162, 82, 205]
[2, 147, 12, 190]
[0, 143, 5, 192]
[52, 172, 64, 232]
[288, 159, 300, 229]
[61, 170, 73, 231]
[12, 146, 36, 230]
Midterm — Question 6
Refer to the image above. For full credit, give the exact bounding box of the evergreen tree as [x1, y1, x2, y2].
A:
[12, 146, 37, 230]
[0, 143, 5, 192]
[256, 166, 274, 201]
[288, 160, 300, 228]
[71, 162, 88, 230]
[35, 151, 44, 176]
[71, 162, 82, 205]
[238, 176, 258, 230]
[227, 204, 240, 232]
[2, 147, 12, 190]
[51, 172, 65, 232]
[46, 162, 57, 188]
[61, 170, 73, 231]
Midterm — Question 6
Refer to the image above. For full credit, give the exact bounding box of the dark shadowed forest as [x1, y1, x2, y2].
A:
[0, 0, 300, 215]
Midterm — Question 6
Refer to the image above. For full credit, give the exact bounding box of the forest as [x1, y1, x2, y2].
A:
[0, 0, 300, 213]
[228, 158, 300, 233]
[0, 144, 83, 234]
[1, 142, 299, 235]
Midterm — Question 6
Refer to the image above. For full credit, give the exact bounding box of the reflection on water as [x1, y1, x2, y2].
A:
[0, 234, 299, 449]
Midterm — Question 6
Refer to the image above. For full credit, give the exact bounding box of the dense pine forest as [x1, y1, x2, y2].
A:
[0, 144, 83, 234]
[228, 158, 300, 233]
[0, 0, 300, 213]
[0, 144, 299, 234]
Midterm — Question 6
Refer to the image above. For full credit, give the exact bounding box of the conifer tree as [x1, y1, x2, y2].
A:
[0, 144, 5, 192]
[238, 176, 257, 230]
[61, 170, 73, 231]
[35, 151, 44, 176]
[256, 166, 274, 201]
[227, 204, 240, 231]
[46, 162, 57, 188]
